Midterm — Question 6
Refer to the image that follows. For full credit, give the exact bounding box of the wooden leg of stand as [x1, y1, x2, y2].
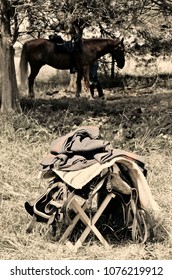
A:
[59, 202, 87, 244]
[61, 193, 115, 251]
[26, 215, 37, 233]
[72, 193, 115, 250]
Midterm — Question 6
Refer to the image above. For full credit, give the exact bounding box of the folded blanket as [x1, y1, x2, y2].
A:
[40, 126, 145, 171]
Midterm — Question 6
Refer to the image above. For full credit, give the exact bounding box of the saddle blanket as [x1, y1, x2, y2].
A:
[39, 126, 160, 214]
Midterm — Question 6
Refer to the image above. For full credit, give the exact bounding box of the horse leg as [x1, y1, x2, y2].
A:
[96, 81, 104, 99]
[67, 73, 77, 92]
[28, 65, 41, 98]
[83, 66, 90, 95]
[90, 83, 95, 98]
[76, 71, 83, 97]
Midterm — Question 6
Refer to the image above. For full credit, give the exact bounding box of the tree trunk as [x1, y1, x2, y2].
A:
[0, 0, 19, 113]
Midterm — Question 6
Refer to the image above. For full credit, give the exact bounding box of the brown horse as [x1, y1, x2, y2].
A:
[20, 37, 125, 98]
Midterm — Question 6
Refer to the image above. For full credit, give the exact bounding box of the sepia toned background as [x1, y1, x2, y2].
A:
[0, 0, 172, 260]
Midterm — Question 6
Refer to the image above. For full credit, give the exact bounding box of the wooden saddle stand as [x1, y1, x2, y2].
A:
[25, 159, 156, 252]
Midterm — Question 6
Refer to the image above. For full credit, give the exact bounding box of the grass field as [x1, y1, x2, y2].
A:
[0, 70, 172, 260]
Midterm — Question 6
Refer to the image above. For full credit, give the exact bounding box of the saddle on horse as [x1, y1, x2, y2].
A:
[49, 33, 82, 73]
[25, 126, 159, 245]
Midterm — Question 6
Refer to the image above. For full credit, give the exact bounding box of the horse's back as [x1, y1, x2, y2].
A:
[24, 38, 52, 51]
[23, 37, 71, 70]
[23, 38, 55, 64]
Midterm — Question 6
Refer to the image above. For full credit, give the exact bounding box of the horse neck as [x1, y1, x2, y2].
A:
[95, 39, 118, 58]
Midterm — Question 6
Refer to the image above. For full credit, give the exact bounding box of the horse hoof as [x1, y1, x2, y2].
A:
[99, 96, 105, 100]
[29, 93, 35, 99]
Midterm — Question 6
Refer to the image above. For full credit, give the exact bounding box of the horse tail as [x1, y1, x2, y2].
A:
[19, 42, 28, 89]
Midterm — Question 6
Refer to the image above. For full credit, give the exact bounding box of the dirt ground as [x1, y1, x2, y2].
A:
[20, 79, 172, 144]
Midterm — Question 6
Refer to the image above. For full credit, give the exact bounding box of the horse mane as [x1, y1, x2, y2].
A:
[83, 37, 110, 42]
[82, 37, 121, 46]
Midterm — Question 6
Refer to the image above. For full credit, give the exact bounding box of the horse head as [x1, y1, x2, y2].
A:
[112, 38, 125, 69]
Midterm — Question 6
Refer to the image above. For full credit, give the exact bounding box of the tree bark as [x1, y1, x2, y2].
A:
[0, 0, 19, 113]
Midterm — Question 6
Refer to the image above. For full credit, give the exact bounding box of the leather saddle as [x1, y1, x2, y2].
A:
[49, 34, 77, 53]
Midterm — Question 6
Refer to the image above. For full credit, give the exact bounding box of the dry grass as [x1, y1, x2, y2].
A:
[0, 92, 172, 260]
[2, 37, 170, 261]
